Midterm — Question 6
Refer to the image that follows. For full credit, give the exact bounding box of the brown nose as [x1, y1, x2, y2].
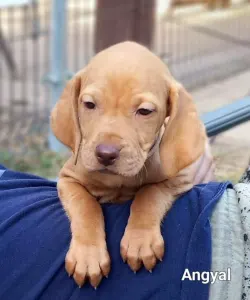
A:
[95, 144, 120, 166]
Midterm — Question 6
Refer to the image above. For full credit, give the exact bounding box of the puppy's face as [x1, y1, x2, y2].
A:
[78, 70, 168, 177]
[51, 42, 205, 179]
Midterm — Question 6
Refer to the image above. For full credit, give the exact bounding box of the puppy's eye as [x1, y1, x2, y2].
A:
[137, 108, 153, 116]
[84, 101, 96, 109]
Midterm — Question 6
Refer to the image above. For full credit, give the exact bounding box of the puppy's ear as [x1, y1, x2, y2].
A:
[160, 81, 206, 178]
[50, 71, 84, 162]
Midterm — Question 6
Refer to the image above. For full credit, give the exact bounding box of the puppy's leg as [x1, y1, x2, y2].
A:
[58, 178, 110, 288]
[120, 183, 179, 272]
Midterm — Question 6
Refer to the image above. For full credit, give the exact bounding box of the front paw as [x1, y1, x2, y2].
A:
[66, 238, 110, 288]
[120, 227, 164, 272]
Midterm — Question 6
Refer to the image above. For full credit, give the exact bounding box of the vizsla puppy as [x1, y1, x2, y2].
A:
[51, 41, 214, 289]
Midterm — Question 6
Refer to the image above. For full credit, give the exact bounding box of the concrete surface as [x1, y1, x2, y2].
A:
[193, 69, 250, 182]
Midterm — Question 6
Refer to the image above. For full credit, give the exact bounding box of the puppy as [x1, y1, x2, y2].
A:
[51, 41, 214, 289]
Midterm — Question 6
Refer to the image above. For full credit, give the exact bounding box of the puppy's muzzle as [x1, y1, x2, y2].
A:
[95, 144, 120, 166]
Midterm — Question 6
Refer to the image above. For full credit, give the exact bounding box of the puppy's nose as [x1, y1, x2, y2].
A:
[95, 144, 120, 166]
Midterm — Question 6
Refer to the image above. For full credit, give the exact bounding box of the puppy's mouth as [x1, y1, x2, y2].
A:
[97, 168, 118, 175]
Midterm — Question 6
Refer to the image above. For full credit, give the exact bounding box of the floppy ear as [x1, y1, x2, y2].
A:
[50, 71, 84, 163]
[159, 81, 206, 178]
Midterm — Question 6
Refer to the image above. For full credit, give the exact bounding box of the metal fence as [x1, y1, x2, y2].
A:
[1, 0, 250, 152]
[0, 0, 50, 152]
[158, 9, 250, 89]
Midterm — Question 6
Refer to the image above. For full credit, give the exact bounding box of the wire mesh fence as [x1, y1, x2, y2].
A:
[0, 0, 250, 152]
[158, 8, 250, 89]
[0, 0, 50, 152]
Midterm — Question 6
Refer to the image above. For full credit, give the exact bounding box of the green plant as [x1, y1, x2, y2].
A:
[0, 148, 68, 178]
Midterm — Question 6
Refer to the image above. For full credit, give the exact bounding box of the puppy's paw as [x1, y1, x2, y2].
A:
[65, 238, 110, 288]
[120, 227, 164, 272]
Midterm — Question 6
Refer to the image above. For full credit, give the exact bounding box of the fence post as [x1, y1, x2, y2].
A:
[95, 0, 156, 53]
[47, 0, 68, 152]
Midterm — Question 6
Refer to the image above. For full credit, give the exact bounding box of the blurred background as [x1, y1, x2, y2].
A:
[0, 0, 250, 180]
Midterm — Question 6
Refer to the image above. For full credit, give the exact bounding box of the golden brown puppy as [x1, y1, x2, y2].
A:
[51, 41, 214, 289]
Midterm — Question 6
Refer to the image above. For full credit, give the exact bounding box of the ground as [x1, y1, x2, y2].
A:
[194, 69, 250, 182]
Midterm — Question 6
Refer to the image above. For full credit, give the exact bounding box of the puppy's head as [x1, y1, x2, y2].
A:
[51, 41, 205, 178]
